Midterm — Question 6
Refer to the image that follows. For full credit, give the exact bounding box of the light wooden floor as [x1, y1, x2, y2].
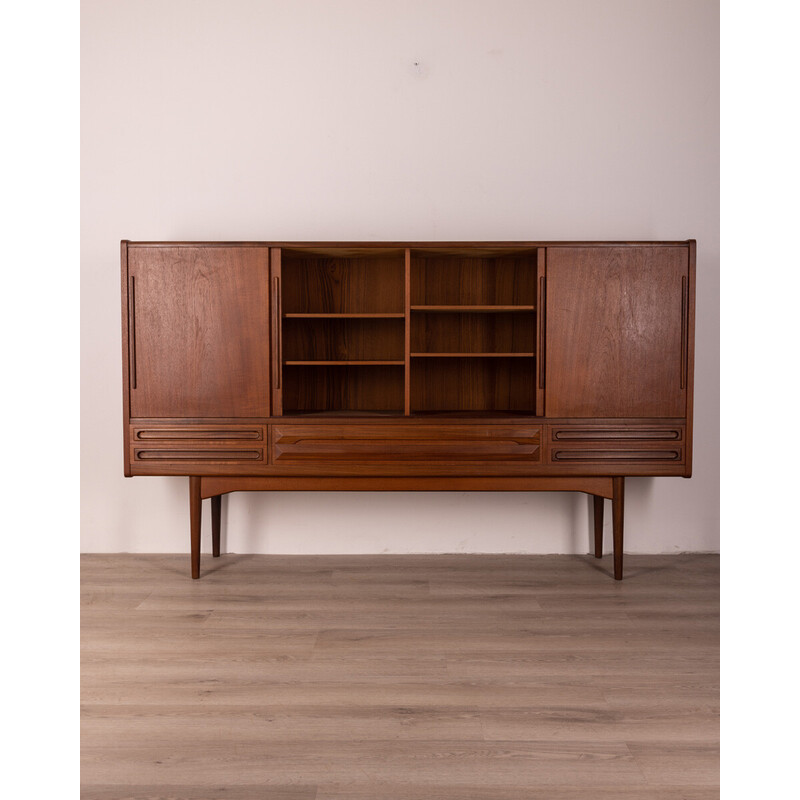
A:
[81, 553, 719, 799]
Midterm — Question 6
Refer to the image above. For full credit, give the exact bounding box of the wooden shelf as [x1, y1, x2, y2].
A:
[283, 313, 405, 319]
[280, 409, 405, 417]
[408, 410, 537, 419]
[411, 353, 535, 358]
[411, 357, 536, 413]
[284, 360, 405, 366]
[277, 248, 540, 416]
[411, 305, 535, 312]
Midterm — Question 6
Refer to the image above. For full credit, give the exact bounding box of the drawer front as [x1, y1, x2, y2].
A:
[549, 424, 683, 443]
[133, 447, 265, 464]
[549, 447, 683, 464]
[544, 422, 686, 474]
[129, 424, 268, 472]
[272, 424, 542, 465]
[131, 424, 266, 443]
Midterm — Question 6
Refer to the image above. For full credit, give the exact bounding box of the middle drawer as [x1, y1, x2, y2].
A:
[272, 424, 542, 464]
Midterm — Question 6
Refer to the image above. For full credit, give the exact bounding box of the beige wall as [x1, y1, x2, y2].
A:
[81, 0, 719, 554]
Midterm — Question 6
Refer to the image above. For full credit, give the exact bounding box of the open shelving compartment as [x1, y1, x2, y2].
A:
[408, 246, 541, 416]
[278, 247, 407, 415]
[276, 245, 543, 417]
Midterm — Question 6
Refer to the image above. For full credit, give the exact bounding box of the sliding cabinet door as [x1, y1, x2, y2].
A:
[126, 245, 271, 418]
[544, 246, 690, 418]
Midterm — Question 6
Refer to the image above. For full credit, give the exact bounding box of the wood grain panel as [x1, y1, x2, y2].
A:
[200, 475, 614, 497]
[272, 424, 542, 464]
[410, 250, 538, 306]
[281, 249, 405, 314]
[411, 311, 534, 354]
[282, 365, 405, 414]
[550, 425, 683, 442]
[411, 357, 536, 413]
[685, 240, 697, 477]
[270, 247, 282, 416]
[132, 424, 266, 441]
[284, 317, 404, 361]
[545, 247, 688, 418]
[535, 247, 545, 415]
[133, 448, 264, 463]
[128, 246, 270, 418]
[551, 449, 682, 463]
[120, 241, 131, 476]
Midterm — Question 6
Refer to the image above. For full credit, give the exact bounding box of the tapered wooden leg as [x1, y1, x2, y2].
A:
[190, 476, 201, 579]
[211, 495, 221, 558]
[612, 477, 625, 581]
[593, 495, 604, 558]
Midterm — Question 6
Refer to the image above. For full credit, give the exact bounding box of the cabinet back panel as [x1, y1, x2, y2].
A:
[283, 318, 404, 361]
[545, 246, 688, 418]
[411, 312, 535, 354]
[411, 357, 536, 413]
[283, 365, 404, 413]
[128, 246, 271, 418]
[410, 253, 537, 306]
[281, 252, 404, 314]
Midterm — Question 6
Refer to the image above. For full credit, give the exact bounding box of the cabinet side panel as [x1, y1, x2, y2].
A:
[121, 241, 131, 476]
[684, 240, 696, 476]
[545, 246, 689, 418]
[128, 246, 271, 418]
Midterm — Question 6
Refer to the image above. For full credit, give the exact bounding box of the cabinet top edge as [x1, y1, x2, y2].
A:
[130, 417, 689, 425]
[122, 240, 695, 248]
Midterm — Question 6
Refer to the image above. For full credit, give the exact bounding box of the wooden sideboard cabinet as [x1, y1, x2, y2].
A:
[121, 241, 696, 580]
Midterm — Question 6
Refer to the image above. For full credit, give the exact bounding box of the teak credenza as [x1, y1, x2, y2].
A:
[121, 241, 696, 580]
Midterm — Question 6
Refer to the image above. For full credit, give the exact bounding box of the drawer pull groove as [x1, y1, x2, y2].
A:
[272, 424, 543, 464]
[135, 450, 263, 461]
[136, 429, 262, 441]
[552, 449, 681, 462]
[552, 429, 681, 441]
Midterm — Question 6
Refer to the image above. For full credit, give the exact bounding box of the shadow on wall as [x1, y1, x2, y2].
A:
[223, 490, 585, 555]
[574, 477, 656, 555]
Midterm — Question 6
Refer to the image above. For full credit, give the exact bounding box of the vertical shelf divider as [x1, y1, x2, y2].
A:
[404, 248, 411, 415]
[536, 247, 546, 417]
[269, 247, 282, 416]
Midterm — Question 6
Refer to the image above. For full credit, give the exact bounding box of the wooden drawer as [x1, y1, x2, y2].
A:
[129, 424, 268, 472]
[272, 424, 542, 465]
[131, 424, 266, 443]
[549, 424, 683, 442]
[549, 447, 683, 464]
[132, 447, 265, 464]
[544, 422, 686, 474]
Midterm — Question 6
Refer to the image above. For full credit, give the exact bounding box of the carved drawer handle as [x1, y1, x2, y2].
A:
[553, 429, 681, 441]
[552, 449, 681, 462]
[136, 429, 262, 441]
[136, 450, 262, 461]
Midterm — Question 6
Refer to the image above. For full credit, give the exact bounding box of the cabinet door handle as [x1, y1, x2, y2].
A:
[680, 275, 688, 389]
[538, 276, 546, 390]
[128, 276, 137, 389]
[273, 276, 281, 389]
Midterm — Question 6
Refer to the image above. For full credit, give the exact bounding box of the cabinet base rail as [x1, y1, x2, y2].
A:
[188, 475, 626, 581]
